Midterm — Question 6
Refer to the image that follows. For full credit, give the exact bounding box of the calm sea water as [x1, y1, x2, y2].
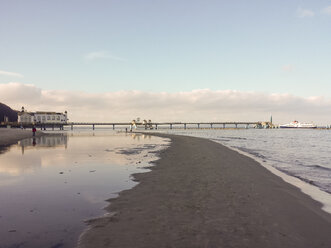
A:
[0, 130, 169, 248]
[152, 128, 331, 205]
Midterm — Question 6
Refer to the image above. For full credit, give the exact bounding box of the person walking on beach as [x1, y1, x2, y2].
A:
[32, 126, 36, 136]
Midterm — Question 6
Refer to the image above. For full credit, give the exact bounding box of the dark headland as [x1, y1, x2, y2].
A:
[78, 134, 331, 248]
[0, 102, 18, 123]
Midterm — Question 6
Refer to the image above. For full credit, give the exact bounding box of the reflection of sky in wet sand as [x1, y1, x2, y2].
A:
[0, 132, 169, 248]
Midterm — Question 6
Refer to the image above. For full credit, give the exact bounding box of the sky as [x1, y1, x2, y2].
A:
[1, 0, 331, 124]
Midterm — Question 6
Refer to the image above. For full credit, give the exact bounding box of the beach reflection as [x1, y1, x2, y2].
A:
[19, 135, 68, 148]
[0, 132, 169, 248]
[131, 133, 152, 140]
[0, 135, 68, 177]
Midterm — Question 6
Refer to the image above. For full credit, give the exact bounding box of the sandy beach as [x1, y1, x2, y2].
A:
[1, 130, 331, 247]
[0, 128, 43, 147]
[79, 133, 331, 248]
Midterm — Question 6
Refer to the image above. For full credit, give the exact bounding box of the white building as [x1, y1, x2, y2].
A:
[17, 111, 33, 124]
[17, 107, 68, 125]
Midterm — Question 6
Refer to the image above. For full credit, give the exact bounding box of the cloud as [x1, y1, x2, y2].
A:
[322, 6, 331, 15]
[0, 70, 24, 78]
[1, 82, 331, 125]
[84, 51, 126, 62]
[297, 8, 315, 18]
[282, 65, 294, 72]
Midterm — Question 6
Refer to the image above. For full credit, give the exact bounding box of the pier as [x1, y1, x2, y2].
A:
[64, 121, 270, 130]
[4, 121, 274, 130]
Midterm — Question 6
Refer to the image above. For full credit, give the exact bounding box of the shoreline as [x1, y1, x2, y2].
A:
[150, 129, 331, 214]
[79, 133, 331, 248]
[230, 145, 331, 214]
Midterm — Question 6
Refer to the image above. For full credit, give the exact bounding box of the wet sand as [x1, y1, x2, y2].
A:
[0, 128, 43, 147]
[79, 134, 331, 248]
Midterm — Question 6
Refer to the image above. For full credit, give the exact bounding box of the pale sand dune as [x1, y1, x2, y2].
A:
[78, 134, 331, 248]
[0, 128, 42, 146]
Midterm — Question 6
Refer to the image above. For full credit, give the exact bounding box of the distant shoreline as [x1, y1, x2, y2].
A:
[79, 133, 331, 248]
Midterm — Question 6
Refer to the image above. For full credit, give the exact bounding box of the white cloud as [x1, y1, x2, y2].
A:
[1, 82, 331, 125]
[282, 65, 294, 72]
[322, 6, 331, 15]
[0, 70, 23, 78]
[84, 51, 126, 62]
[297, 8, 315, 18]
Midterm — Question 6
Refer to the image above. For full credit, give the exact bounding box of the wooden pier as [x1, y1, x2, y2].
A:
[65, 121, 266, 130]
[3, 121, 273, 130]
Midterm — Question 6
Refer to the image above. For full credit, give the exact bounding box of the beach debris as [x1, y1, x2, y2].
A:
[77, 192, 80, 195]
[88, 154, 92, 157]
[8, 229, 16, 232]
[59, 172, 64, 174]
[89, 170, 96, 173]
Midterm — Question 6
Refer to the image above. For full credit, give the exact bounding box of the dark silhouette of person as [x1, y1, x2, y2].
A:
[32, 126, 37, 136]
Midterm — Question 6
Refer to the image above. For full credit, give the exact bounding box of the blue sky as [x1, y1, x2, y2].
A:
[1, 0, 330, 96]
[1, 1, 331, 123]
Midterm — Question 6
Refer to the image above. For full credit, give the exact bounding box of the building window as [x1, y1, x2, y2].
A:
[47, 116, 50, 120]
[57, 116, 60, 120]
[42, 116, 46, 121]
[52, 116, 55, 120]
[37, 116, 41, 121]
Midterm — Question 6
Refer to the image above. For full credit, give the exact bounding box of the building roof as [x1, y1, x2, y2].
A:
[18, 111, 65, 116]
[35, 111, 61, 114]
[17, 112, 33, 116]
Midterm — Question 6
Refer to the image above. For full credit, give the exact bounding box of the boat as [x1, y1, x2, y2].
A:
[279, 120, 317, 129]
